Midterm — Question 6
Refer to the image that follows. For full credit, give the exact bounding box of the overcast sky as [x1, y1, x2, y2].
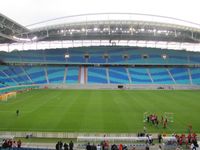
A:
[1, 0, 200, 27]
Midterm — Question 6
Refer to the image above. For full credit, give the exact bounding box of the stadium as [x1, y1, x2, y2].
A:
[0, 3, 200, 150]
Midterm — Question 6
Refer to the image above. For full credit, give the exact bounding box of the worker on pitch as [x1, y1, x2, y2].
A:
[16, 109, 19, 116]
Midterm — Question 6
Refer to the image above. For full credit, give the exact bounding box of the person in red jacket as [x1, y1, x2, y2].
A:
[119, 144, 123, 150]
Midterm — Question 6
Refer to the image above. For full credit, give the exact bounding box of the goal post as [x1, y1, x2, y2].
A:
[143, 112, 174, 123]
[143, 112, 150, 122]
[164, 112, 174, 123]
[0, 92, 16, 101]
[0, 94, 7, 101]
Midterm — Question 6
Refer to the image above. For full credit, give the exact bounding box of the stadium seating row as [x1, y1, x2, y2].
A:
[0, 47, 200, 64]
[0, 65, 200, 87]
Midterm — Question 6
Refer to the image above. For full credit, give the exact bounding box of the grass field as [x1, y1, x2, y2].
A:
[0, 89, 199, 133]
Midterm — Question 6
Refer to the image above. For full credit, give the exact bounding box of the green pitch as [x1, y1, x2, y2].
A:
[0, 89, 199, 133]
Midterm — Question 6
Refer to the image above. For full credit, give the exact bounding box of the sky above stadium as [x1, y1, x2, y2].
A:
[1, 0, 200, 27]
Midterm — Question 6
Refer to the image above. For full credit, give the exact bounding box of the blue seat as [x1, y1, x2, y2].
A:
[129, 68, 152, 84]
[24, 66, 47, 84]
[47, 66, 65, 83]
[190, 68, 200, 85]
[109, 67, 129, 84]
[169, 68, 190, 84]
[66, 67, 79, 84]
[88, 67, 107, 83]
[149, 68, 174, 84]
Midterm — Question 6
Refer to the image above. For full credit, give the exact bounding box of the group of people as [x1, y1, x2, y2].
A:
[86, 143, 100, 150]
[101, 140, 109, 150]
[146, 114, 168, 128]
[55, 140, 74, 150]
[1, 139, 21, 148]
[86, 139, 110, 150]
[86, 142, 128, 150]
[175, 133, 198, 148]
[111, 144, 128, 150]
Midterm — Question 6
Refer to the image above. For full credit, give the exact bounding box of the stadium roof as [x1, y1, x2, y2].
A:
[0, 13, 29, 43]
[1, 0, 200, 51]
[1, 13, 200, 44]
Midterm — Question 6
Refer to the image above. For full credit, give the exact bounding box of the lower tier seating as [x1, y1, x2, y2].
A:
[0, 65, 200, 88]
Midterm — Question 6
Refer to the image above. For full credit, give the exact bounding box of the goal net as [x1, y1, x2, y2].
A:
[143, 112, 150, 122]
[164, 112, 174, 123]
[0, 92, 16, 101]
[143, 112, 174, 123]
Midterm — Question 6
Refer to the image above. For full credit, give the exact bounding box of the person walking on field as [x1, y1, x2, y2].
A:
[16, 109, 19, 116]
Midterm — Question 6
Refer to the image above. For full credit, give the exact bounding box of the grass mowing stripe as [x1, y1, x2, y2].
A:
[0, 89, 199, 133]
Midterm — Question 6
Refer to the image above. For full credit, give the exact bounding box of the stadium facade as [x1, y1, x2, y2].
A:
[0, 13, 200, 92]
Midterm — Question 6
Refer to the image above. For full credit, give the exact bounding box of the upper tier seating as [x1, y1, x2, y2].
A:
[0, 51, 20, 63]
[0, 46, 200, 65]
[20, 50, 45, 63]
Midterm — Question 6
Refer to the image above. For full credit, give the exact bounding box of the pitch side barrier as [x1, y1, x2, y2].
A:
[39, 84, 200, 90]
[77, 136, 179, 150]
[0, 85, 39, 94]
[1, 83, 199, 92]
[0, 135, 14, 145]
[77, 136, 148, 142]
[0, 131, 157, 139]
[162, 137, 178, 150]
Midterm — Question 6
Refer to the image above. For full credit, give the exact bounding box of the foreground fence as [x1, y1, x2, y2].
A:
[0, 131, 140, 138]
